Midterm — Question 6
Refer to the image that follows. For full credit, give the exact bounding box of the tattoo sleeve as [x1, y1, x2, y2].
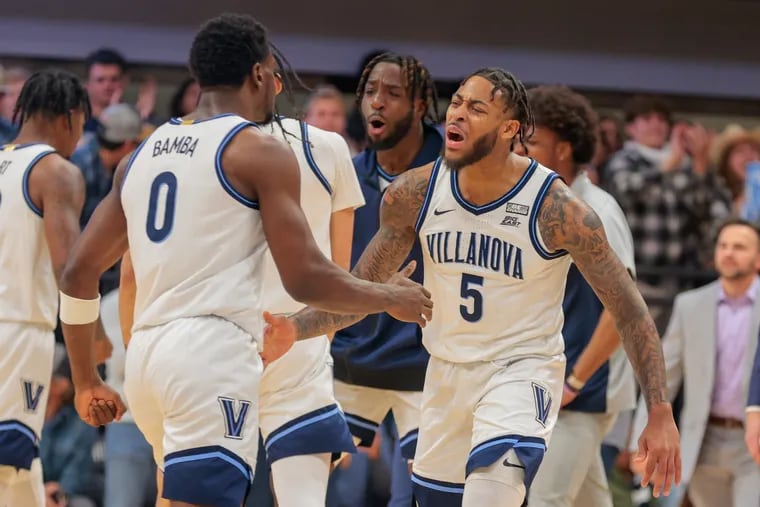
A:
[291, 165, 433, 341]
[538, 180, 667, 410]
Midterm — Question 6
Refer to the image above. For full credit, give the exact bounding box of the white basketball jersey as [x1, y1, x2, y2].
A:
[121, 114, 267, 340]
[260, 118, 364, 314]
[0, 143, 58, 329]
[417, 158, 572, 362]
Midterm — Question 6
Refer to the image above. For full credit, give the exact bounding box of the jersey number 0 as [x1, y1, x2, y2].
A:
[146, 171, 178, 242]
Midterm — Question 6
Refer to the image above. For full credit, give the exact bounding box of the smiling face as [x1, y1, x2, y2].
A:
[443, 75, 520, 171]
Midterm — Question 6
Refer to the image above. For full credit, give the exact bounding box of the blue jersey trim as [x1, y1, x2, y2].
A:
[163, 445, 252, 507]
[265, 405, 342, 451]
[21, 149, 56, 217]
[1, 143, 44, 151]
[299, 121, 332, 195]
[0, 420, 37, 444]
[450, 158, 537, 216]
[263, 404, 355, 464]
[344, 413, 379, 432]
[164, 446, 251, 481]
[214, 121, 260, 209]
[120, 137, 149, 192]
[168, 113, 238, 125]
[344, 412, 379, 448]
[0, 419, 40, 470]
[466, 434, 547, 490]
[398, 428, 419, 460]
[529, 173, 569, 260]
[414, 158, 442, 232]
[376, 163, 398, 183]
[411, 473, 465, 494]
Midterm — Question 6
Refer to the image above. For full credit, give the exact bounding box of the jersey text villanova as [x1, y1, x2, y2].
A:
[425, 231, 524, 279]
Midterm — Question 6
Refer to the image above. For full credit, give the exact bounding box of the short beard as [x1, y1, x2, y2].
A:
[367, 110, 414, 151]
[444, 129, 498, 171]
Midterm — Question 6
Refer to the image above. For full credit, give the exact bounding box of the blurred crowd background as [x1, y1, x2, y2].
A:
[2, 1, 759, 506]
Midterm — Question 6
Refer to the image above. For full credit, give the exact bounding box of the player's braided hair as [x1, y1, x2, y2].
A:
[356, 52, 439, 123]
[268, 42, 310, 143]
[464, 68, 534, 154]
[12, 69, 91, 127]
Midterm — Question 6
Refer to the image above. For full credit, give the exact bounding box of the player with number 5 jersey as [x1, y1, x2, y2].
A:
[58, 14, 433, 507]
[265, 68, 682, 507]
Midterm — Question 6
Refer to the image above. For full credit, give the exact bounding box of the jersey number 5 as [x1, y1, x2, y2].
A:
[460, 273, 484, 322]
[146, 171, 178, 243]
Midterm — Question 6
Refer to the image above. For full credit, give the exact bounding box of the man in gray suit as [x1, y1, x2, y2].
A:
[631, 218, 760, 507]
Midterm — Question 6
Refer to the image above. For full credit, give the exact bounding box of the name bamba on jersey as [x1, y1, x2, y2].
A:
[152, 136, 198, 158]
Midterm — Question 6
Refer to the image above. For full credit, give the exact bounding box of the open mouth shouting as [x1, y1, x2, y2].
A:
[446, 124, 466, 150]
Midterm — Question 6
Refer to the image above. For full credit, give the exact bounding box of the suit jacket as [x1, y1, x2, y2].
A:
[749, 330, 760, 409]
[631, 278, 760, 482]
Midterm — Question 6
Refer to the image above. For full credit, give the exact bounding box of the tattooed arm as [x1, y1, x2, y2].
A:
[538, 178, 681, 497]
[288, 163, 435, 341]
[538, 179, 666, 410]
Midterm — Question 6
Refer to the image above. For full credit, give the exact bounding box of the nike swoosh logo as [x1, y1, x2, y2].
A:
[433, 209, 454, 216]
[503, 459, 525, 469]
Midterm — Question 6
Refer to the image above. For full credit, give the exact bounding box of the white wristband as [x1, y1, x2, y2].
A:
[59, 291, 100, 325]
[747, 406, 760, 414]
[566, 373, 586, 392]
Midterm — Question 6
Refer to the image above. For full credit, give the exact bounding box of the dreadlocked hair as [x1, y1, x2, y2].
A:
[269, 42, 310, 144]
[355, 52, 439, 123]
[464, 68, 534, 154]
[12, 69, 91, 127]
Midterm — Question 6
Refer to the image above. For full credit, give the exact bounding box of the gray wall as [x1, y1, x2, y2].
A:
[1, 0, 759, 99]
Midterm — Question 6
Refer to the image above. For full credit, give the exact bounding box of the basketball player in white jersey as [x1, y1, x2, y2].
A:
[117, 111, 365, 507]
[57, 13, 432, 507]
[265, 67, 681, 507]
[257, 115, 364, 506]
[0, 69, 94, 507]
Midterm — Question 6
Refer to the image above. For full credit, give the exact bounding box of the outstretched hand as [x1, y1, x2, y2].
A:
[632, 403, 681, 498]
[261, 311, 297, 366]
[385, 261, 434, 327]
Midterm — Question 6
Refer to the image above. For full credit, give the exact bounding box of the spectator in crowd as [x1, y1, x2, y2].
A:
[40, 346, 99, 507]
[83, 49, 127, 134]
[168, 76, 200, 119]
[303, 84, 354, 151]
[711, 124, 760, 216]
[605, 96, 731, 332]
[630, 218, 760, 507]
[70, 103, 142, 297]
[590, 114, 624, 185]
[0, 65, 31, 143]
[83, 48, 157, 134]
[71, 103, 142, 229]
